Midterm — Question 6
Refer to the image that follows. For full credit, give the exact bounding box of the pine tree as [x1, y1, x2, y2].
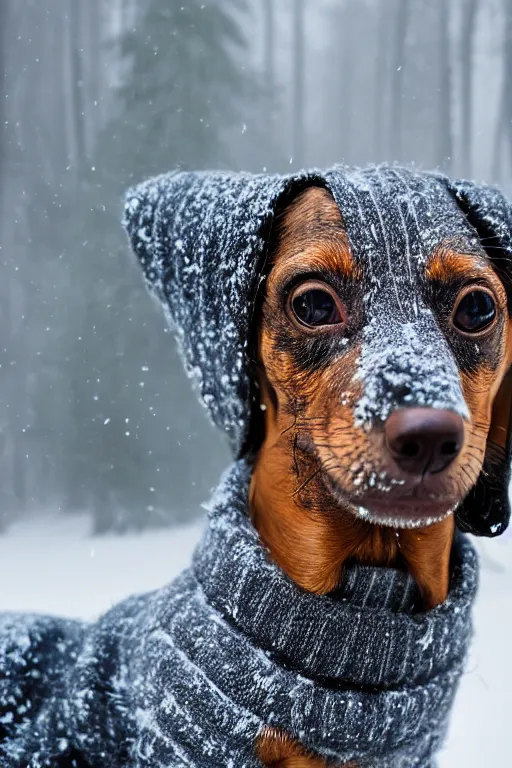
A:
[59, 0, 256, 531]
[109, 0, 251, 178]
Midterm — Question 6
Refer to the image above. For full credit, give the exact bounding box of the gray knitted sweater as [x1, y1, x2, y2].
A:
[0, 461, 477, 767]
[5, 163, 509, 766]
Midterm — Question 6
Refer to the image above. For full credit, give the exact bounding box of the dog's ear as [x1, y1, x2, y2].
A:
[450, 179, 512, 537]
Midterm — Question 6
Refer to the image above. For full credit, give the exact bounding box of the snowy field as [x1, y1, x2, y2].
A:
[0, 512, 510, 766]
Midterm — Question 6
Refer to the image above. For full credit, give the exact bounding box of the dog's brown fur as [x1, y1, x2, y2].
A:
[251, 188, 511, 766]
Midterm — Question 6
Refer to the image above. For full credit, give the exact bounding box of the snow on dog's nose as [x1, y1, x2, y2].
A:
[353, 309, 469, 431]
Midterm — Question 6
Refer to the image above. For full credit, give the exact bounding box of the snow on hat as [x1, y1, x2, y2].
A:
[123, 165, 512, 537]
[122, 169, 323, 456]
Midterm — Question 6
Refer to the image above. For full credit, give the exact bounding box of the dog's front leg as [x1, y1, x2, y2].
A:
[398, 515, 455, 609]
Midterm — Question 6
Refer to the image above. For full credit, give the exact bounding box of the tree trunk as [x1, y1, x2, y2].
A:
[64, 1, 87, 178]
[339, 2, 354, 161]
[492, 92, 506, 182]
[263, 0, 277, 152]
[503, 0, 512, 175]
[437, 0, 453, 171]
[0, 2, 32, 516]
[493, 0, 512, 181]
[80, 0, 103, 154]
[373, 0, 392, 160]
[0, 1, 8, 529]
[0, 0, 6, 189]
[292, 0, 306, 167]
[264, 0, 275, 94]
[389, 0, 409, 161]
[460, 0, 478, 174]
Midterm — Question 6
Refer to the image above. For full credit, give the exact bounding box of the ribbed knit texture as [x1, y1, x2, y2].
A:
[0, 461, 478, 767]
[2, 163, 502, 765]
[122, 164, 512, 539]
[123, 166, 483, 458]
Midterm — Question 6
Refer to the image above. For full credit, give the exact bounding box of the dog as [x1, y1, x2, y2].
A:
[1, 167, 509, 767]
[251, 185, 512, 766]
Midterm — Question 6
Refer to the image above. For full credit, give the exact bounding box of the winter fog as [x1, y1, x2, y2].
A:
[0, 1, 511, 766]
[1, 0, 511, 530]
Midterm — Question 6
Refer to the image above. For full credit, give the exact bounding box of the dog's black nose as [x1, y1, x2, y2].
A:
[384, 408, 464, 475]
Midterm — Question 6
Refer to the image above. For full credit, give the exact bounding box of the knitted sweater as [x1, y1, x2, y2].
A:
[0, 461, 478, 767]
[3, 163, 509, 766]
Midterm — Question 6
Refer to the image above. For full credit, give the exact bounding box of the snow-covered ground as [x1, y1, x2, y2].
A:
[0, 513, 510, 766]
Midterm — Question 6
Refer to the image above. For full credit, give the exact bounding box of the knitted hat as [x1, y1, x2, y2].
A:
[123, 166, 512, 537]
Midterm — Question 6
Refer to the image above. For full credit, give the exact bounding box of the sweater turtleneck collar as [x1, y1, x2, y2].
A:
[191, 460, 478, 765]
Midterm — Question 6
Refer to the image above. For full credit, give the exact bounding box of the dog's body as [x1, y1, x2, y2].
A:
[250, 185, 512, 766]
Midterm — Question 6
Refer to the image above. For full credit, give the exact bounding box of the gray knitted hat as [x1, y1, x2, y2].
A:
[123, 166, 512, 537]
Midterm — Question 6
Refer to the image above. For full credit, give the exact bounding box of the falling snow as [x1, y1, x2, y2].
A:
[0, 164, 507, 764]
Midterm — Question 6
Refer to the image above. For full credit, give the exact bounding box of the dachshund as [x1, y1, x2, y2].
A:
[250, 186, 512, 767]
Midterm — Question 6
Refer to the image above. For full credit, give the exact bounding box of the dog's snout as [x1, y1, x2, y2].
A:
[384, 408, 464, 475]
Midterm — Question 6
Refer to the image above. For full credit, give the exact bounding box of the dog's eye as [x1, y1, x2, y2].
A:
[290, 284, 344, 328]
[453, 289, 496, 333]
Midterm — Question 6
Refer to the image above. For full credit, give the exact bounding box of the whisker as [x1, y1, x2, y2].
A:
[292, 466, 323, 497]
[292, 456, 343, 497]
[280, 415, 297, 437]
[471, 422, 488, 431]
[464, 451, 485, 466]
[292, 433, 299, 477]
[314, 443, 354, 452]
[460, 465, 478, 488]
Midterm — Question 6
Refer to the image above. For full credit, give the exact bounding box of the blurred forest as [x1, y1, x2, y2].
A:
[0, 0, 511, 532]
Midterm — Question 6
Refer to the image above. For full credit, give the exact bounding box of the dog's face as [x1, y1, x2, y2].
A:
[258, 185, 512, 530]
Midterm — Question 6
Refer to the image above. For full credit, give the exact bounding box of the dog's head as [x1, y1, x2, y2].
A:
[257, 170, 512, 535]
[124, 166, 512, 537]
